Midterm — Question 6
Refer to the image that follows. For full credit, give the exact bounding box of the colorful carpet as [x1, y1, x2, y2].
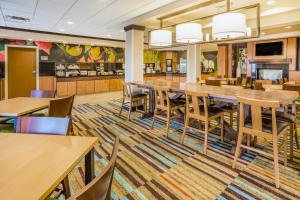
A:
[69, 99, 300, 200]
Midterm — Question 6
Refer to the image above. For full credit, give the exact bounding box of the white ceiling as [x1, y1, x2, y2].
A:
[0, 0, 300, 42]
[0, 0, 176, 40]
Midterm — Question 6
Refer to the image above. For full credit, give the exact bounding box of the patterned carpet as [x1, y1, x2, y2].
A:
[69, 99, 300, 200]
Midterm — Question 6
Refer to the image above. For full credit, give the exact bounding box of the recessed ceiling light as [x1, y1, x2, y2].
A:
[285, 26, 292, 29]
[120, 29, 125, 32]
[267, 0, 276, 5]
[59, 28, 65, 32]
[67, 21, 74, 25]
[106, 34, 112, 37]
[261, 32, 266, 35]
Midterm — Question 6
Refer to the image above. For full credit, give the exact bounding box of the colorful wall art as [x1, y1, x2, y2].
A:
[0, 39, 125, 63]
[201, 51, 218, 73]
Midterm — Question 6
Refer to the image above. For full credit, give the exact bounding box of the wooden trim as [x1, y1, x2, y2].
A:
[0, 26, 125, 42]
[124, 25, 145, 32]
[252, 39, 287, 60]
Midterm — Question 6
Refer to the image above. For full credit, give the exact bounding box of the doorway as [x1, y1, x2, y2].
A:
[5, 46, 39, 99]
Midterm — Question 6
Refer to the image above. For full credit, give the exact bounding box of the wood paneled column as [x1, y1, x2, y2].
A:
[124, 25, 145, 82]
[187, 44, 201, 83]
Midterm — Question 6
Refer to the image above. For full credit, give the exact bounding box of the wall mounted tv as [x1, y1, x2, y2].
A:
[255, 41, 283, 56]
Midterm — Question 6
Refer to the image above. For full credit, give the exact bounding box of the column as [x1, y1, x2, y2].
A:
[124, 25, 145, 82]
[187, 44, 201, 83]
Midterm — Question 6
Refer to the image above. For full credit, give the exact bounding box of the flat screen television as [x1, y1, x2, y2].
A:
[255, 42, 283, 56]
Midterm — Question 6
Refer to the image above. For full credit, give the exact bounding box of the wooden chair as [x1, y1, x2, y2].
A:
[205, 79, 221, 86]
[68, 137, 119, 200]
[30, 90, 56, 98]
[16, 116, 71, 198]
[254, 81, 264, 91]
[232, 96, 289, 188]
[119, 82, 147, 120]
[180, 90, 224, 154]
[236, 77, 242, 85]
[49, 95, 75, 134]
[151, 85, 185, 137]
[241, 77, 251, 88]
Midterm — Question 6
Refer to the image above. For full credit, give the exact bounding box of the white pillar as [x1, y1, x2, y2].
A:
[124, 25, 145, 82]
[187, 44, 201, 83]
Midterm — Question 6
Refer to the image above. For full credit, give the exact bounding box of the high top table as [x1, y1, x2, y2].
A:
[0, 134, 97, 200]
[0, 97, 52, 131]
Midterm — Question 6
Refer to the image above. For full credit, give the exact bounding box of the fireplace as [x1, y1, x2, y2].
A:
[250, 63, 289, 81]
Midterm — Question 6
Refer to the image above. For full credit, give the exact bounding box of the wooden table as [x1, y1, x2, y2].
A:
[0, 134, 97, 200]
[0, 97, 52, 130]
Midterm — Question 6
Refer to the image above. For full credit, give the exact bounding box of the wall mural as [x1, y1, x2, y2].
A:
[0, 39, 124, 63]
[201, 51, 217, 73]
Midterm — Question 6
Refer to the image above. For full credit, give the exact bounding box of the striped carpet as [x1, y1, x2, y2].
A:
[69, 99, 300, 200]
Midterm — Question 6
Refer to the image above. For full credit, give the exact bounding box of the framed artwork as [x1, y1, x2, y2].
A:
[201, 51, 217, 73]
[166, 59, 173, 72]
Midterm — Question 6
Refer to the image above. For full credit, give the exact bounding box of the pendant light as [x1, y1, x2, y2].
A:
[150, 20, 172, 46]
[212, 0, 247, 39]
[176, 22, 203, 43]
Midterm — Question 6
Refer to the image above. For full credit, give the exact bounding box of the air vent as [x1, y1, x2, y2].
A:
[5, 15, 30, 23]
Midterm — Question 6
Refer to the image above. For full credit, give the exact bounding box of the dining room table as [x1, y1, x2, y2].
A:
[0, 133, 98, 200]
[131, 80, 299, 143]
[0, 97, 52, 131]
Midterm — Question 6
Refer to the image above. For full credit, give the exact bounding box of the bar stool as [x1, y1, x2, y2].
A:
[151, 86, 185, 137]
[180, 90, 224, 155]
[119, 82, 148, 120]
[232, 96, 289, 188]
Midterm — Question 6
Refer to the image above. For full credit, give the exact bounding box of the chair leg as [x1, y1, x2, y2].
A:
[180, 116, 189, 143]
[128, 101, 132, 120]
[294, 123, 299, 149]
[232, 129, 244, 169]
[220, 115, 224, 143]
[204, 121, 209, 155]
[283, 131, 288, 167]
[289, 124, 294, 160]
[166, 111, 170, 138]
[144, 97, 147, 113]
[272, 136, 280, 188]
[119, 98, 124, 116]
[62, 176, 71, 198]
[151, 109, 157, 130]
[230, 112, 233, 126]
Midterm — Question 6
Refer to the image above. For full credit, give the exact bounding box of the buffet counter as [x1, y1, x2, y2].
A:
[39, 73, 186, 97]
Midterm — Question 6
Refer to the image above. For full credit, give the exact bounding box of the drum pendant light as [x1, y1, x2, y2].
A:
[212, 0, 247, 39]
[176, 22, 203, 43]
[150, 20, 172, 46]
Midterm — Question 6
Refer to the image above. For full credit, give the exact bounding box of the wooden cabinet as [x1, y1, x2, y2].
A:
[39, 76, 55, 91]
[77, 80, 95, 95]
[95, 80, 109, 93]
[56, 81, 76, 96]
[109, 79, 123, 91]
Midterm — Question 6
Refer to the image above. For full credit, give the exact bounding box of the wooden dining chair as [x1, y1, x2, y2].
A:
[30, 90, 56, 98]
[241, 77, 251, 88]
[16, 116, 72, 198]
[68, 137, 119, 200]
[232, 96, 289, 188]
[119, 82, 147, 120]
[151, 85, 185, 137]
[180, 90, 224, 154]
[236, 77, 242, 85]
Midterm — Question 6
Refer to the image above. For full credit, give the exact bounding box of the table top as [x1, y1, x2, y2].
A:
[133, 81, 299, 105]
[0, 134, 98, 200]
[0, 97, 52, 117]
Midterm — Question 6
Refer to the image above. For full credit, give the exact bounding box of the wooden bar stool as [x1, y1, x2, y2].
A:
[151, 85, 185, 137]
[232, 96, 289, 188]
[180, 90, 224, 155]
[119, 82, 148, 120]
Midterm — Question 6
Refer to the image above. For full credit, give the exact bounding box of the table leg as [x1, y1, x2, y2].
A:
[13, 117, 18, 132]
[85, 148, 94, 184]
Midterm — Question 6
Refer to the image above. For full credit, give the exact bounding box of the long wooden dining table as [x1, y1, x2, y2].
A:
[131, 80, 299, 144]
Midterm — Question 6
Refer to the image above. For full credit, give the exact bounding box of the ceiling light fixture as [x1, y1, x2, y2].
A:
[59, 28, 65, 32]
[106, 34, 112, 37]
[176, 22, 203, 43]
[267, 0, 276, 5]
[285, 26, 292, 29]
[67, 21, 74, 25]
[261, 32, 266, 35]
[212, 0, 247, 39]
[150, 20, 172, 46]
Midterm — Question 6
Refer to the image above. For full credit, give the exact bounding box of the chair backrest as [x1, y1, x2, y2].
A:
[254, 81, 264, 91]
[154, 85, 170, 110]
[121, 82, 131, 98]
[49, 95, 75, 118]
[241, 77, 251, 88]
[236, 77, 242, 85]
[205, 79, 221, 86]
[255, 79, 272, 85]
[237, 96, 280, 136]
[185, 90, 209, 120]
[30, 90, 56, 98]
[16, 116, 70, 135]
[69, 137, 119, 200]
[278, 79, 284, 85]
[283, 77, 288, 83]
